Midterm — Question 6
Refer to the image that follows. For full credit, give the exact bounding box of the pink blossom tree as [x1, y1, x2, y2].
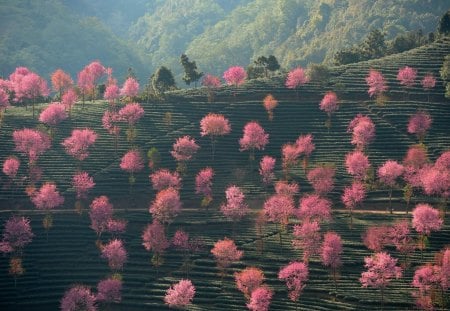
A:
[239, 121, 269, 161]
[247, 286, 273, 311]
[296, 134, 315, 173]
[377, 160, 404, 213]
[200, 113, 231, 160]
[321, 232, 343, 294]
[412, 203, 443, 258]
[412, 264, 442, 310]
[223, 66, 247, 88]
[342, 182, 366, 228]
[263, 94, 278, 121]
[281, 143, 300, 178]
[389, 221, 415, 267]
[365, 69, 388, 102]
[259, 156, 276, 188]
[39, 102, 68, 137]
[120, 149, 144, 193]
[1, 216, 33, 256]
[403, 145, 429, 212]
[171, 135, 200, 173]
[297, 194, 332, 223]
[202, 74, 221, 102]
[292, 220, 321, 262]
[362, 225, 391, 252]
[319, 91, 339, 129]
[150, 169, 181, 191]
[263, 194, 295, 246]
[51, 69, 73, 100]
[195, 167, 214, 208]
[407, 111, 432, 143]
[307, 166, 335, 196]
[102, 110, 121, 155]
[89, 196, 113, 238]
[220, 185, 249, 233]
[234, 267, 265, 300]
[118, 102, 144, 144]
[274, 180, 299, 198]
[13, 128, 51, 170]
[345, 150, 371, 181]
[421, 73, 436, 102]
[360, 252, 402, 308]
[60, 285, 97, 311]
[97, 278, 122, 305]
[285, 67, 309, 98]
[61, 88, 78, 117]
[62, 128, 98, 164]
[101, 239, 127, 272]
[211, 238, 243, 277]
[31, 182, 64, 233]
[16, 72, 50, 117]
[104, 83, 120, 108]
[149, 188, 182, 225]
[164, 279, 196, 309]
[142, 220, 170, 267]
[397, 66, 417, 98]
[347, 114, 376, 151]
[77, 67, 94, 106]
[278, 261, 309, 306]
[3, 156, 20, 182]
[120, 77, 139, 102]
[72, 171, 95, 200]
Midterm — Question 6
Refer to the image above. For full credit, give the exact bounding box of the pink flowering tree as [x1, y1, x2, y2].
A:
[97, 278, 122, 306]
[378, 160, 404, 213]
[195, 167, 214, 208]
[345, 150, 371, 181]
[77, 67, 94, 106]
[420, 165, 450, 220]
[2, 157, 20, 192]
[104, 83, 120, 108]
[72, 171, 95, 213]
[421, 73, 436, 102]
[274, 180, 299, 198]
[223, 66, 247, 90]
[389, 221, 415, 268]
[362, 225, 391, 252]
[342, 181, 366, 228]
[142, 220, 170, 267]
[62, 128, 98, 166]
[120, 77, 139, 102]
[263, 94, 278, 121]
[149, 188, 182, 225]
[150, 169, 181, 191]
[39, 102, 68, 137]
[51, 69, 73, 100]
[202, 74, 221, 103]
[403, 145, 429, 212]
[259, 156, 276, 189]
[200, 113, 231, 160]
[412, 203, 443, 258]
[412, 264, 442, 310]
[220, 185, 249, 234]
[321, 232, 343, 294]
[282, 143, 300, 179]
[285, 67, 309, 98]
[297, 194, 332, 224]
[239, 121, 269, 164]
[360, 252, 402, 308]
[365, 69, 388, 104]
[102, 110, 121, 155]
[292, 220, 321, 262]
[120, 149, 144, 193]
[247, 286, 273, 311]
[0, 216, 33, 257]
[61, 88, 78, 117]
[89, 196, 113, 239]
[319, 91, 339, 129]
[307, 165, 335, 196]
[118, 102, 144, 145]
[296, 134, 315, 173]
[407, 111, 432, 143]
[278, 261, 309, 307]
[263, 194, 295, 247]
[397, 66, 417, 98]
[234, 267, 265, 300]
[60, 285, 97, 311]
[347, 114, 376, 151]
[31, 182, 64, 234]
[211, 238, 243, 277]
[164, 279, 196, 309]
[171, 135, 200, 173]
[16, 72, 50, 117]
[101, 239, 127, 272]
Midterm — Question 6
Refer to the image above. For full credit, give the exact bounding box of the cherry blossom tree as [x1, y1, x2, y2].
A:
[234, 267, 265, 300]
[51, 69, 73, 100]
[101, 239, 127, 272]
[62, 128, 98, 164]
[345, 150, 371, 181]
[1, 216, 33, 256]
[221, 185, 249, 233]
[319, 91, 339, 129]
[342, 182, 366, 227]
[296, 134, 315, 173]
[365, 69, 388, 101]
[97, 278, 122, 305]
[31, 182, 64, 233]
[104, 83, 120, 108]
[282, 143, 300, 178]
[223, 66, 247, 88]
[259, 156, 276, 188]
[285, 67, 309, 98]
[120, 77, 139, 102]
[150, 169, 182, 191]
[171, 135, 200, 173]
[321, 232, 343, 294]
[39, 102, 68, 137]
[72, 171, 95, 200]
[120, 149, 144, 192]
[149, 188, 182, 225]
[118, 102, 144, 144]
[247, 286, 273, 311]
[16, 72, 50, 117]
[397, 66, 417, 98]
[202, 74, 221, 102]
[195, 167, 214, 208]
[378, 160, 404, 213]
[102, 110, 121, 155]
[142, 220, 169, 267]
[9, 67, 31, 106]
[263, 194, 295, 246]
[407, 111, 432, 143]
[164, 279, 196, 309]
[347, 114, 376, 150]
[412, 264, 441, 310]
[362, 225, 391, 252]
[239, 121, 269, 161]
[412, 203, 443, 257]
[3, 156, 20, 180]
[292, 220, 321, 262]
[200, 113, 231, 160]
[60, 285, 97, 311]
[360, 252, 402, 308]
[263, 94, 278, 121]
[389, 221, 415, 267]
[211, 238, 243, 277]
[61, 88, 78, 117]
[297, 194, 332, 223]
[89, 196, 113, 238]
[307, 165, 335, 196]
[13, 128, 51, 167]
[106, 219, 127, 238]
[274, 180, 299, 198]
[77, 67, 94, 106]
[421, 73, 436, 102]
[278, 261, 309, 306]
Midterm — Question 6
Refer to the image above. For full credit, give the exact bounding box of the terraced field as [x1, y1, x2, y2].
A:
[0, 37, 449, 310]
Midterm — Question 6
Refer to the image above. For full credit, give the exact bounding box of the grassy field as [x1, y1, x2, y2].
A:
[0, 37, 449, 310]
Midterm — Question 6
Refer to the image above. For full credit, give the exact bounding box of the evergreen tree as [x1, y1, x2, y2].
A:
[180, 54, 203, 87]
[152, 66, 176, 96]
[438, 10, 450, 35]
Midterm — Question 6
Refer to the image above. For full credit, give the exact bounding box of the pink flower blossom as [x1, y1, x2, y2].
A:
[120, 150, 144, 174]
[297, 194, 332, 223]
[149, 188, 182, 224]
[220, 185, 249, 222]
[397, 66, 417, 88]
[171, 135, 200, 162]
[60, 285, 97, 311]
[378, 160, 404, 186]
[321, 232, 343, 270]
[142, 220, 169, 255]
[13, 128, 51, 163]
[342, 182, 366, 210]
[89, 196, 113, 236]
[39, 102, 68, 127]
[263, 194, 295, 227]
[3, 157, 20, 179]
[150, 169, 181, 191]
[202, 74, 221, 88]
[347, 114, 375, 150]
[72, 171, 95, 199]
[345, 150, 370, 180]
[421, 74, 436, 90]
[200, 113, 231, 137]
[259, 156, 276, 186]
[1, 216, 33, 253]
[275, 180, 300, 198]
[412, 203, 443, 236]
[195, 167, 214, 199]
[363, 225, 391, 252]
[223, 66, 247, 87]
[61, 88, 78, 111]
[407, 111, 432, 141]
[62, 128, 98, 161]
[296, 134, 315, 157]
[307, 166, 335, 195]
[263, 94, 278, 120]
[292, 221, 321, 262]
[319, 91, 339, 115]
[104, 83, 120, 104]
[285, 67, 309, 89]
[118, 103, 144, 126]
[247, 287, 273, 311]
[360, 252, 402, 289]
[278, 261, 309, 302]
[97, 278, 122, 303]
[239, 121, 269, 152]
[365, 69, 388, 97]
[101, 239, 127, 271]
[164, 279, 196, 308]
[31, 182, 64, 211]
[120, 77, 139, 98]
[211, 238, 243, 270]
[234, 267, 265, 298]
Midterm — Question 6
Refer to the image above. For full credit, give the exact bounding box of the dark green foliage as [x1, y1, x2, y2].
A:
[441, 55, 450, 98]
[151, 66, 176, 96]
[307, 63, 330, 86]
[180, 54, 203, 87]
[438, 10, 450, 34]
[248, 55, 280, 79]
[388, 30, 428, 54]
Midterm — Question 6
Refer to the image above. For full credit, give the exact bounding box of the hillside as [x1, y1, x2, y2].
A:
[0, 37, 449, 310]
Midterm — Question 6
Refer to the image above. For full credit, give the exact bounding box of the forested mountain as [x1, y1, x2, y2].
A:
[0, 0, 448, 83]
